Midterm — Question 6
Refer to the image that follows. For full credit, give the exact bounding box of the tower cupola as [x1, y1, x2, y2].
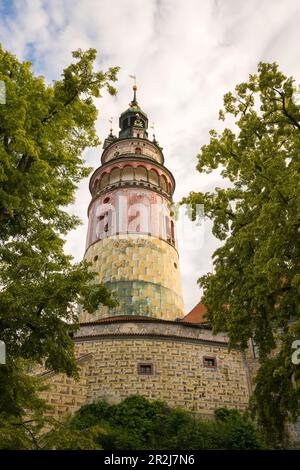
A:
[119, 85, 148, 139]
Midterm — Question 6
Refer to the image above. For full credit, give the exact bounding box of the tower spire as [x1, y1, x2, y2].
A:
[119, 77, 148, 139]
[103, 116, 117, 149]
[129, 74, 138, 106]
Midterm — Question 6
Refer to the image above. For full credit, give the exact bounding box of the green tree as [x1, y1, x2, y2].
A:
[214, 408, 264, 450]
[182, 62, 300, 446]
[0, 412, 104, 450]
[0, 45, 118, 425]
[67, 395, 263, 450]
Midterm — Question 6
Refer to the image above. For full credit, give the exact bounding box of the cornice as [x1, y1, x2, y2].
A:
[75, 317, 230, 347]
[89, 155, 176, 195]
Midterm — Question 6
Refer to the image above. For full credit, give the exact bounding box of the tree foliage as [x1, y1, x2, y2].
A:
[0, 45, 118, 422]
[0, 412, 103, 450]
[65, 395, 263, 450]
[182, 62, 300, 445]
[0, 392, 263, 450]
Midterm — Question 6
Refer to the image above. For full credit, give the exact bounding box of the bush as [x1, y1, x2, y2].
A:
[214, 408, 263, 450]
[68, 395, 264, 450]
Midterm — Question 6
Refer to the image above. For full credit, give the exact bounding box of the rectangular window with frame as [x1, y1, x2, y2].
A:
[203, 356, 217, 368]
[137, 363, 154, 375]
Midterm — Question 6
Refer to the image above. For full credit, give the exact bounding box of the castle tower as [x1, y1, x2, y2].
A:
[80, 85, 184, 321]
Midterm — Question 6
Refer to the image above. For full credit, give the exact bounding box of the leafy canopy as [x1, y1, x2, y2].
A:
[183, 62, 300, 445]
[0, 45, 118, 421]
[0, 395, 263, 450]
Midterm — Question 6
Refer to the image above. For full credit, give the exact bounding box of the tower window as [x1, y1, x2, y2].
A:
[137, 363, 154, 375]
[99, 209, 112, 236]
[170, 220, 175, 245]
[103, 197, 110, 203]
[203, 356, 217, 368]
[165, 216, 171, 242]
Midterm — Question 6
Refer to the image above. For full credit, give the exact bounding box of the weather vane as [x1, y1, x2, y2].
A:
[108, 116, 113, 135]
[129, 74, 137, 87]
[150, 122, 156, 141]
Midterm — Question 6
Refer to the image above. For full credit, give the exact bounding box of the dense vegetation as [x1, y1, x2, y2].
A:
[54, 395, 264, 450]
[183, 62, 300, 446]
[0, 45, 118, 436]
[0, 395, 264, 450]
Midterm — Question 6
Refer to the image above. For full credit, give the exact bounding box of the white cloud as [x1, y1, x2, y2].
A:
[1, 0, 300, 311]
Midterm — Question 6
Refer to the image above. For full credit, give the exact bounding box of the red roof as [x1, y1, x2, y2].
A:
[181, 302, 208, 324]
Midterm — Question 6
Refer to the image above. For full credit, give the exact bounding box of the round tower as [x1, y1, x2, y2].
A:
[80, 86, 184, 321]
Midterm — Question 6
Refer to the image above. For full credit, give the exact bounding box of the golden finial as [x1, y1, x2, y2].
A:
[129, 74, 137, 104]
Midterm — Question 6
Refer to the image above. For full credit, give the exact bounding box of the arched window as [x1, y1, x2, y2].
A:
[148, 169, 159, 186]
[100, 173, 109, 189]
[110, 167, 121, 184]
[160, 175, 167, 192]
[135, 147, 142, 155]
[93, 179, 99, 191]
[135, 166, 148, 182]
[122, 166, 134, 181]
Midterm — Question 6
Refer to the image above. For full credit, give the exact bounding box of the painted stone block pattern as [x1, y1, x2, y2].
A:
[81, 235, 184, 322]
[40, 335, 250, 418]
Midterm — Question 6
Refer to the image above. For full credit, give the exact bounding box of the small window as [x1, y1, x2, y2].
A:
[165, 216, 171, 242]
[138, 363, 154, 375]
[103, 197, 110, 203]
[170, 220, 175, 245]
[203, 356, 217, 368]
[93, 255, 98, 262]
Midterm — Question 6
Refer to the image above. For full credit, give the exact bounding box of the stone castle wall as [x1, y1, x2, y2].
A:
[39, 320, 250, 419]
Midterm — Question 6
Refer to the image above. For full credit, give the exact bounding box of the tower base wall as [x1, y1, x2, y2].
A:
[39, 319, 250, 419]
[81, 235, 184, 322]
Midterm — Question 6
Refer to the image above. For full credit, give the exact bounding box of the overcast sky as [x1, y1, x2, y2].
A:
[1, 0, 300, 312]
